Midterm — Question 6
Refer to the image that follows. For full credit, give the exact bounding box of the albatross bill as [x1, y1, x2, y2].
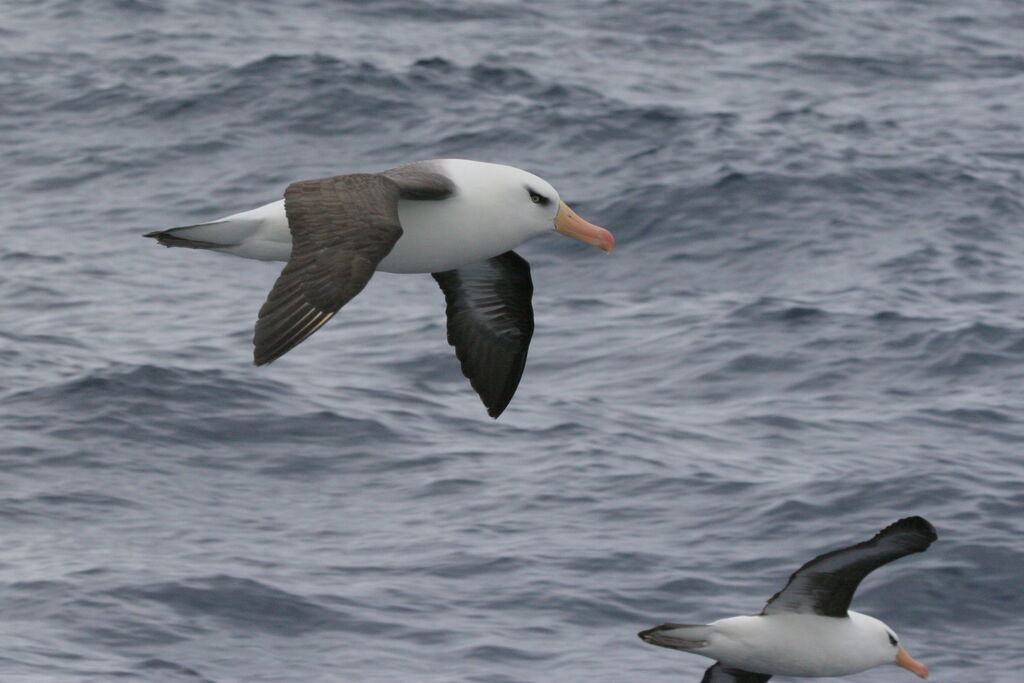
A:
[555, 201, 615, 252]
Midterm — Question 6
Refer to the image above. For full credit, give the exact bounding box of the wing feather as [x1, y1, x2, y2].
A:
[701, 663, 772, 683]
[761, 516, 937, 617]
[432, 251, 534, 418]
[253, 174, 403, 365]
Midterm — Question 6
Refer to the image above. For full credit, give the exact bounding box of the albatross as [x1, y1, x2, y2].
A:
[144, 159, 614, 418]
[639, 516, 937, 681]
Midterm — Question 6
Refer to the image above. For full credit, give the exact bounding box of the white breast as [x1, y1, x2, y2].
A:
[377, 198, 532, 274]
[379, 159, 553, 273]
[704, 612, 892, 677]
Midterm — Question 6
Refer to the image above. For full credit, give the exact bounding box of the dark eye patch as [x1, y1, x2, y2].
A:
[526, 187, 550, 206]
[888, 632, 898, 647]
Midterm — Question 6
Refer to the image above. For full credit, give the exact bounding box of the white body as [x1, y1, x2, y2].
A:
[687, 612, 898, 677]
[174, 159, 562, 273]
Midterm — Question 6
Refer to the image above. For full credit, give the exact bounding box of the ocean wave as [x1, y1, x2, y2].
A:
[4, 0, 1024, 680]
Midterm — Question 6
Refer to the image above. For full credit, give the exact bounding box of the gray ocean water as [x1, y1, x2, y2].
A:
[2, 1, 1023, 681]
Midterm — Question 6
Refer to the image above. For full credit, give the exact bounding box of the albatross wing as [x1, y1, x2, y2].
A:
[432, 251, 534, 418]
[761, 516, 937, 617]
[700, 663, 772, 683]
[253, 174, 404, 365]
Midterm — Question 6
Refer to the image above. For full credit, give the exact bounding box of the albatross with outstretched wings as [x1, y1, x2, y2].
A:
[145, 159, 614, 418]
[639, 517, 937, 681]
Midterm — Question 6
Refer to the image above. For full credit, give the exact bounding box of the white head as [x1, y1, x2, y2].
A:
[442, 159, 614, 252]
[887, 629, 930, 679]
[856, 613, 929, 679]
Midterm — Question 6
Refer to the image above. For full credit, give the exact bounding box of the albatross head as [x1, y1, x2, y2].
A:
[522, 172, 614, 253]
[452, 160, 614, 253]
[845, 612, 929, 679]
[880, 624, 930, 679]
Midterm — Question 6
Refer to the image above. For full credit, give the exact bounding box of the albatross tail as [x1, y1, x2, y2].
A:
[638, 623, 714, 651]
[145, 220, 233, 250]
[143, 199, 291, 261]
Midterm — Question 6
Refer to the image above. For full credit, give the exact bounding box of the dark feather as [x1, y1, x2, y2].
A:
[143, 222, 227, 250]
[637, 623, 709, 651]
[432, 251, 534, 418]
[701, 663, 772, 683]
[381, 161, 456, 200]
[761, 516, 937, 617]
[253, 174, 403, 365]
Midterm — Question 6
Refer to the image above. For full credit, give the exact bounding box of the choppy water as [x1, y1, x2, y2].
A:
[2, 1, 1024, 681]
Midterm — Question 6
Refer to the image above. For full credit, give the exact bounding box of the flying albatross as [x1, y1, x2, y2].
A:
[145, 159, 614, 418]
[639, 516, 937, 681]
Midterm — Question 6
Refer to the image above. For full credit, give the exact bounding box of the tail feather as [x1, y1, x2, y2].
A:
[144, 224, 224, 250]
[638, 623, 712, 651]
[144, 200, 288, 259]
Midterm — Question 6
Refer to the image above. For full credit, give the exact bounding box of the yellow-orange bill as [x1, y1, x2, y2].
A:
[555, 201, 614, 253]
[896, 647, 929, 679]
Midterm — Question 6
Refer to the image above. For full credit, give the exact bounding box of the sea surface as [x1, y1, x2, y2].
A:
[2, 1, 1023, 681]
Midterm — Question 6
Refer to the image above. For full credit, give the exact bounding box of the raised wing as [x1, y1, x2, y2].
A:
[761, 516, 937, 617]
[700, 663, 772, 683]
[253, 174, 403, 365]
[432, 251, 534, 418]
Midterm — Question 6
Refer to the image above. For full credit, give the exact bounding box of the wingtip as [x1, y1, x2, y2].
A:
[887, 516, 938, 542]
[253, 345, 283, 367]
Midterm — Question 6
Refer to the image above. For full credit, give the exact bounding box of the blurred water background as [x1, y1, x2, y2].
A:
[2, 1, 1023, 681]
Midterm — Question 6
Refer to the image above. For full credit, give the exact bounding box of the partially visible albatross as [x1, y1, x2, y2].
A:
[145, 159, 614, 418]
[639, 516, 937, 681]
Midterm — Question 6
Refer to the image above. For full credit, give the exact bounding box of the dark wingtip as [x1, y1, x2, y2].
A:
[253, 342, 285, 367]
[888, 516, 938, 542]
[477, 363, 522, 418]
[873, 516, 938, 558]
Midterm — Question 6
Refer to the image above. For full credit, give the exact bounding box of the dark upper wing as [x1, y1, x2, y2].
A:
[761, 516, 937, 617]
[380, 160, 455, 200]
[253, 174, 403, 365]
[432, 251, 534, 418]
[701, 663, 772, 683]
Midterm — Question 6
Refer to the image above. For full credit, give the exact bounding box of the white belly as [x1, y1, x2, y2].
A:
[379, 198, 533, 273]
[705, 613, 888, 677]
[217, 197, 541, 273]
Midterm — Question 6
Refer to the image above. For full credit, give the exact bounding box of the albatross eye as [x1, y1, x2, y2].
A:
[527, 189, 550, 206]
[888, 632, 898, 647]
